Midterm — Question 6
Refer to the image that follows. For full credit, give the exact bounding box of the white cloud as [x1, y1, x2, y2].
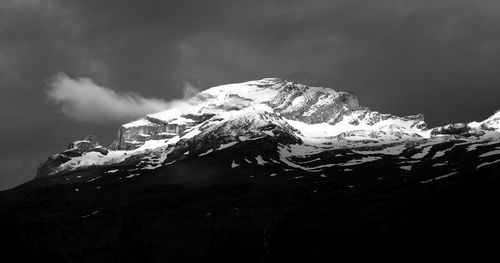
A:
[47, 73, 199, 123]
[181, 82, 200, 99]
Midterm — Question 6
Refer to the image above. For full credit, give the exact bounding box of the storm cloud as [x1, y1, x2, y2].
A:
[1, 0, 500, 189]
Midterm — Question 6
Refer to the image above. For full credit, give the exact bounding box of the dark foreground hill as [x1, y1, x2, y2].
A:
[1, 137, 500, 262]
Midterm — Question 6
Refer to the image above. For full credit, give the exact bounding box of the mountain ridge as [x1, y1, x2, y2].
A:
[35, 78, 499, 179]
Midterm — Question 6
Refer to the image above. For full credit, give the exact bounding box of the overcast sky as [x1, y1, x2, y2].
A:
[1, 0, 500, 190]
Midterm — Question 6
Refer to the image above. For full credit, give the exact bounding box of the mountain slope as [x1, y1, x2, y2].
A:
[1, 133, 500, 262]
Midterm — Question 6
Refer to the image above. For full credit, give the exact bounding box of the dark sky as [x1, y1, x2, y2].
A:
[1, 0, 500, 190]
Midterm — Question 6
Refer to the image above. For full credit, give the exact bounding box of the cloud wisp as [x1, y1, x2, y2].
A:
[47, 73, 198, 123]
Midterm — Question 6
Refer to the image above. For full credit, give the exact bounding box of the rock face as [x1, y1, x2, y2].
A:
[430, 123, 480, 137]
[37, 135, 109, 178]
[163, 111, 302, 163]
[35, 153, 71, 178]
[266, 81, 360, 123]
[479, 110, 500, 130]
[62, 135, 108, 156]
[111, 117, 200, 150]
[330, 108, 426, 129]
[112, 119, 164, 150]
[110, 78, 362, 150]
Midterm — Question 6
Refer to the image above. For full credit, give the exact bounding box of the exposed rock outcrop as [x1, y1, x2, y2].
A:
[113, 119, 163, 150]
[110, 79, 362, 150]
[163, 111, 302, 163]
[431, 123, 484, 137]
[479, 110, 500, 131]
[62, 135, 109, 156]
[328, 108, 427, 131]
[37, 135, 109, 178]
[267, 81, 360, 123]
[111, 117, 198, 150]
[36, 153, 72, 178]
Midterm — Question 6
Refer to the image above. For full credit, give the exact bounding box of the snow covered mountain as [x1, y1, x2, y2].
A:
[37, 78, 500, 181]
[4, 78, 500, 262]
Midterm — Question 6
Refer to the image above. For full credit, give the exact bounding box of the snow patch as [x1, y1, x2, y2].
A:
[87, 176, 101, 182]
[125, 173, 139, 179]
[479, 149, 500, 158]
[217, 141, 239, 150]
[353, 144, 407, 155]
[231, 160, 240, 168]
[339, 156, 381, 167]
[477, 159, 500, 169]
[255, 155, 268, 165]
[412, 146, 432, 159]
[400, 165, 412, 171]
[421, 172, 458, 184]
[432, 150, 448, 158]
[198, 149, 214, 156]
